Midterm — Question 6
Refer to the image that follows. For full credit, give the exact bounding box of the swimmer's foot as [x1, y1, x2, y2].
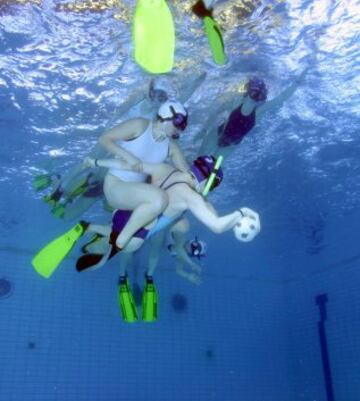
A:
[81, 234, 104, 254]
[76, 245, 120, 272]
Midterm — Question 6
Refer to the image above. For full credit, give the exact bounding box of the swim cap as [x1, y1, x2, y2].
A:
[233, 207, 261, 242]
[157, 101, 188, 131]
[191, 155, 223, 191]
[246, 77, 268, 102]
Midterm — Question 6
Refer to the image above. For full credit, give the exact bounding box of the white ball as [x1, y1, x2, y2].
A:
[233, 213, 261, 242]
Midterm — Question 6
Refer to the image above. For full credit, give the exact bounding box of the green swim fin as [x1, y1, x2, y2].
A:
[32, 221, 89, 279]
[43, 187, 63, 207]
[67, 174, 93, 200]
[118, 277, 138, 323]
[142, 275, 158, 322]
[51, 203, 66, 219]
[204, 16, 226, 65]
[32, 174, 53, 192]
[132, 0, 175, 73]
[192, 0, 226, 65]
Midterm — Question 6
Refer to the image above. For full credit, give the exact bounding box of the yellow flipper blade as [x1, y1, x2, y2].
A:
[132, 0, 175, 73]
[32, 222, 87, 279]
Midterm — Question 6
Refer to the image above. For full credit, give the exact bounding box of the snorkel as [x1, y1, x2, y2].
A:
[202, 155, 223, 197]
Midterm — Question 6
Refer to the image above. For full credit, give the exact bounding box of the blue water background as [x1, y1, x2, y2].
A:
[0, 0, 359, 400]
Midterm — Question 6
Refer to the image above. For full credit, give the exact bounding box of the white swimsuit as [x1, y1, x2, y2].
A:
[108, 121, 169, 182]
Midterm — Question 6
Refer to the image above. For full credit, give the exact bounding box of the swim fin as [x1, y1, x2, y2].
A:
[204, 16, 226, 65]
[132, 0, 175, 73]
[142, 275, 158, 322]
[32, 221, 89, 279]
[67, 173, 93, 200]
[192, 0, 226, 65]
[51, 203, 66, 219]
[32, 174, 54, 192]
[118, 277, 138, 323]
[43, 187, 63, 207]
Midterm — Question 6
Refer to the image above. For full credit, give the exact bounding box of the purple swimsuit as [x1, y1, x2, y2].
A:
[217, 105, 256, 148]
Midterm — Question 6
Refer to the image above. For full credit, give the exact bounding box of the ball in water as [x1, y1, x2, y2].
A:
[234, 214, 260, 242]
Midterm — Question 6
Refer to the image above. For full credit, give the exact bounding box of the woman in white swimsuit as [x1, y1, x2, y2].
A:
[97, 100, 189, 250]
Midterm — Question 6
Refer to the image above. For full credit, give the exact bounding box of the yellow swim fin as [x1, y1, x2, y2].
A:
[32, 221, 89, 279]
[204, 16, 226, 65]
[192, 0, 226, 65]
[132, 0, 175, 73]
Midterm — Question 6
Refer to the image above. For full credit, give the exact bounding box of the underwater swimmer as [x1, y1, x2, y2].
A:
[98, 100, 189, 251]
[168, 235, 206, 259]
[166, 226, 206, 285]
[76, 155, 260, 271]
[199, 70, 308, 159]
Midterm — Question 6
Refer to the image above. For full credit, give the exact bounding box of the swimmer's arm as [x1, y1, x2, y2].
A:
[113, 85, 147, 117]
[183, 188, 242, 233]
[83, 157, 133, 171]
[168, 140, 190, 172]
[84, 157, 171, 180]
[98, 118, 147, 164]
[257, 68, 308, 118]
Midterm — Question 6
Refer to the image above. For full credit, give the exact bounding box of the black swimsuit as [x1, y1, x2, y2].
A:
[217, 104, 256, 148]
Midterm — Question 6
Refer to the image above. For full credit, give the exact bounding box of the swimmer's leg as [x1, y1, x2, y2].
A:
[104, 176, 168, 249]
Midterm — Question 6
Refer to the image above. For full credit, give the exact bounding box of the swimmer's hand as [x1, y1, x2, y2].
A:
[191, 264, 202, 274]
[239, 207, 260, 221]
[236, 207, 261, 231]
[130, 160, 143, 173]
[187, 272, 202, 285]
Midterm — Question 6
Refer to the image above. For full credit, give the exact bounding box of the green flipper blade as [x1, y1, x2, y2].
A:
[51, 203, 65, 219]
[132, 0, 175, 73]
[118, 280, 138, 323]
[32, 174, 53, 192]
[32, 221, 88, 279]
[142, 280, 158, 322]
[204, 16, 226, 65]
